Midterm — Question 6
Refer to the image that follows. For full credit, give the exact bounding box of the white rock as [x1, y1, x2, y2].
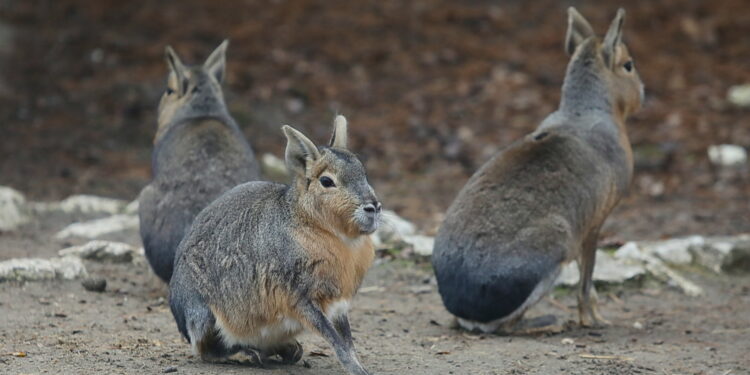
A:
[614, 241, 646, 261]
[0, 186, 28, 231]
[647, 236, 702, 265]
[692, 235, 750, 273]
[402, 234, 435, 256]
[30, 194, 131, 215]
[261, 153, 289, 182]
[728, 84, 750, 107]
[374, 210, 417, 244]
[556, 262, 580, 286]
[124, 199, 139, 214]
[58, 240, 139, 263]
[57, 195, 128, 214]
[54, 214, 139, 239]
[561, 338, 575, 345]
[0, 256, 87, 282]
[633, 321, 644, 330]
[615, 237, 699, 265]
[708, 144, 747, 167]
[556, 250, 646, 286]
[615, 241, 704, 296]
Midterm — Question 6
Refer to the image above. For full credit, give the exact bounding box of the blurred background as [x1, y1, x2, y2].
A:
[0, 0, 748, 241]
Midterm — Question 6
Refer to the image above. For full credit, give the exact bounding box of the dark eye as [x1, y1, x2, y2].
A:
[623, 60, 634, 72]
[165, 87, 174, 95]
[319, 176, 335, 188]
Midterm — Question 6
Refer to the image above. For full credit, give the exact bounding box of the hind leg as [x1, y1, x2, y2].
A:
[577, 227, 610, 327]
[173, 292, 252, 363]
[267, 340, 303, 364]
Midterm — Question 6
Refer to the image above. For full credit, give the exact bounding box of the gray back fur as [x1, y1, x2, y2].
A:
[139, 41, 260, 282]
[432, 7, 642, 324]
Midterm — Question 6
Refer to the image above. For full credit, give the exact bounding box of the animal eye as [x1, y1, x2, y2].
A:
[165, 87, 174, 95]
[319, 176, 335, 188]
[623, 60, 634, 72]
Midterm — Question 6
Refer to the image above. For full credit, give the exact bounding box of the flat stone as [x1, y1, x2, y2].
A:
[643, 236, 702, 265]
[616, 242, 704, 296]
[707, 144, 747, 167]
[692, 235, 750, 273]
[261, 153, 290, 183]
[31, 195, 129, 215]
[728, 84, 750, 107]
[0, 256, 87, 282]
[556, 250, 646, 286]
[54, 214, 139, 239]
[402, 234, 435, 256]
[374, 210, 416, 244]
[59, 240, 139, 263]
[124, 199, 139, 214]
[0, 186, 28, 231]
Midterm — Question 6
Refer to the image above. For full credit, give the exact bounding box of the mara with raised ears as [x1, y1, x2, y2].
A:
[169, 116, 381, 375]
[431, 7, 644, 333]
[138, 40, 260, 283]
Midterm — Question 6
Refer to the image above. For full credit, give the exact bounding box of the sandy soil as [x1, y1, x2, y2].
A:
[1, 212, 749, 375]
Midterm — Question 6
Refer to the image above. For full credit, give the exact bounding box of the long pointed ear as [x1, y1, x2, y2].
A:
[329, 115, 348, 149]
[565, 7, 595, 56]
[283, 125, 321, 178]
[204, 39, 228, 83]
[165, 46, 188, 95]
[602, 8, 625, 69]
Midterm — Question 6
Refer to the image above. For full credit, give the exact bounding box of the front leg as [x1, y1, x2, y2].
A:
[333, 314, 354, 350]
[299, 301, 371, 375]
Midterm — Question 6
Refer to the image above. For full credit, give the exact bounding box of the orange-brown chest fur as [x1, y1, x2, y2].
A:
[293, 227, 375, 311]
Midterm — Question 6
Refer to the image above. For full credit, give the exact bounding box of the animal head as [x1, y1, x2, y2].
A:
[565, 8, 644, 119]
[282, 116, 381, 237]
[155, 40, 230, 143]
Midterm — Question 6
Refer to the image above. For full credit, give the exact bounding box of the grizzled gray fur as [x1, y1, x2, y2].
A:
[139, 40, 260, 282]
[432, 8, 644, 332]
[170, 117, 380, 375]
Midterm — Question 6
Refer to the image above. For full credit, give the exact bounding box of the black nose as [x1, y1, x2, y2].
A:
[363, 201, 381, 214]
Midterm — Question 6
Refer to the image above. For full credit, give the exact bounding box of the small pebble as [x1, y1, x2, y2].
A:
[81, 277, 107, 292]
[163, 366, 178, 373]
[633, 321, 644, 330]
[561, 338, 575, 345]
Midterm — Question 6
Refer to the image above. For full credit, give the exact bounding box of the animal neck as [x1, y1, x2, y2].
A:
[559, 45, 612, 118]
[155, 110, 234, 146]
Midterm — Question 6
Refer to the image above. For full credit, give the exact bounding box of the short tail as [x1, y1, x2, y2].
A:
[433, 241, 564, 326]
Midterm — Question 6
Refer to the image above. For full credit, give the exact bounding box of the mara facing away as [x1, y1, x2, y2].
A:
[138, 40, 260, 283]
[432, 7, 644, 333]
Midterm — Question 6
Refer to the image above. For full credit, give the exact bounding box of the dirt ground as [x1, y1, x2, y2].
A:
[1, 0, 749, 374]
[1, 211, 750, 375]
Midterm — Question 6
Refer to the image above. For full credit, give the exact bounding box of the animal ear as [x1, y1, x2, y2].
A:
[565, 7, 595, 56]
[329, 115, 348, 149]
[165, 45, 188, 96]
[204, 39, 228, 83]
[282, 125, 321, 178]
[602, 8, 625, 69]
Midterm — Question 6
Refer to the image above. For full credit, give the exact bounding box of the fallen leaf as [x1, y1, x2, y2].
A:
[309, 350, 330, 357]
